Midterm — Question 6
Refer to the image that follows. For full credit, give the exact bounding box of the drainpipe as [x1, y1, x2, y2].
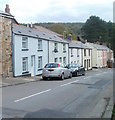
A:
[68, 44, 69, 64]
[48, 40, 49, 63]
[11, 23, 15, 77]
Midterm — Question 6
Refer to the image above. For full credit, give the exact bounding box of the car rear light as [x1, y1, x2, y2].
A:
[58, 64, 61, 67]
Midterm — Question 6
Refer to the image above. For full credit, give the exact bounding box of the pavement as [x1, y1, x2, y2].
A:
[0, 75, 42, 88]
[0, 69, 114, 119]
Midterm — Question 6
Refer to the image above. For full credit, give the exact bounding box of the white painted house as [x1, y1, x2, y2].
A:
[12, 24, 69, 77]
[68, 41, 83, 65]
[82, 43, 92, 70]
[68, 40, 92, 70]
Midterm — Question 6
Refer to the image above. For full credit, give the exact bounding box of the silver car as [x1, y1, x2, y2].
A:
[42, 63, 72, 80]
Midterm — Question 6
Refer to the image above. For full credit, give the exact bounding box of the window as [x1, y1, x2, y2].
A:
[54, 58, 58, 63]
[59, 57, 62, 63]
[84, 60, 86, 69]
[63, 44, 66, 52]
[38, 40, 42, 51]
[22, 37, 28, 50]
[71, 49, 73, 57]
[84, 49, 86, 56]
[22, 57, 28, 72]
[77, 49, 79, 57]
[54, 43, 58, 52]
[89, 59, 90, 67]
[89, 49, 90, 56]
[63, 57, 66, 65]
[38, 56, 42, 69]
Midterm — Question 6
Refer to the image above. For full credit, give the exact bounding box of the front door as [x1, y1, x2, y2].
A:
[31, 55, 35, 76]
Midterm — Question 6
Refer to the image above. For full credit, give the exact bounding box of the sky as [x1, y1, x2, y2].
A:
[0, 0, 114, 23]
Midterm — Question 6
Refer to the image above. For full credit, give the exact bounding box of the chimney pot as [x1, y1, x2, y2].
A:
[5, 4, 10, 14]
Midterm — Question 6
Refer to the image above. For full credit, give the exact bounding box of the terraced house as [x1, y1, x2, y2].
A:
[12, 24, 69, 77]
[0, 5, 113, 78]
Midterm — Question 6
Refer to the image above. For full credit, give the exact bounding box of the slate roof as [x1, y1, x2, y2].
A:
[13, 24, 69, 44]
[85, 42, 111, 51]
[34, 25, 63, 38]
[68, 40, 92, 49]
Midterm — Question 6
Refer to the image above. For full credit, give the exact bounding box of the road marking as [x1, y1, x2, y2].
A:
[60, 80, 79, 87]
[83, 76, 91, 79]
[14, 89, 51, 102]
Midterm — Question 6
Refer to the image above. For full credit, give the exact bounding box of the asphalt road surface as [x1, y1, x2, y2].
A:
[1, 68, 113, 118]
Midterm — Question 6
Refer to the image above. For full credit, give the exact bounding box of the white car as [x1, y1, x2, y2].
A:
[42, 63, 72, 80]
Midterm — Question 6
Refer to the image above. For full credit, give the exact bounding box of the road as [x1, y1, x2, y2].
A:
[1, 68, 113, 118]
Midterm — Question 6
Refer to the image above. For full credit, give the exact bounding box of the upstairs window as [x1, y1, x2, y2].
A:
[54, 43, 58, 52]
[22, 37, 28, 50]
[71, 49, 73, 57]
[38, 40, 42, 51]
[84, 49, 86, 56]
[63, 44, 66, 52]
[77, 49, 79, 57]
[89, 49, 90, 56]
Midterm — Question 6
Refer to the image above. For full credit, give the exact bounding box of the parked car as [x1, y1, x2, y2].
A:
[65, 63, 85, 76]
[42, 63, 72, 80]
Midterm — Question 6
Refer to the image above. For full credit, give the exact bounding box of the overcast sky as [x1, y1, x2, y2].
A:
[0, 0, 114, 23]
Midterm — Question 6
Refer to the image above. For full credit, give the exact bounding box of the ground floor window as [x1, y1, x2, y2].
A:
[22, 57, 28, 72]
[59, 57, 62, 63]
[54, 58, 58, 63]
[89, 59, 90, 67]
[63, 57, 66, 65]
[38, 56, 42, 69]
[84, 60, 86, 69]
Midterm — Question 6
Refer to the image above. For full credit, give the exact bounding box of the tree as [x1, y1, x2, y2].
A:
[81, 16, 108, 43]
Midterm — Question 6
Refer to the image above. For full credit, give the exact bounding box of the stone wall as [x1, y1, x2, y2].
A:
[0, 16, 13, 77]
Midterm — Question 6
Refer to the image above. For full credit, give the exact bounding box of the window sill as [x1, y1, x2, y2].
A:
[22, 71, 29, 74]
[22, 49, 29, 51]
[37, 50, 43, 52]
[63, 51, 66, 53]
[38, 68, 42, 71]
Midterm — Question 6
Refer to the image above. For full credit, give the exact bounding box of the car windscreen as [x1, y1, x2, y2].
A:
[45, 63, 58, 68]
[68, 64, 79, 68]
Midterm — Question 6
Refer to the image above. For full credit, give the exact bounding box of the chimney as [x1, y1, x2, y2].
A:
[67, 34, 72, 41]
[5, 4, 10, 14]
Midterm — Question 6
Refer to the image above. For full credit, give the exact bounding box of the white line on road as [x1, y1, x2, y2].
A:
[14, 89, 51, 103]
[60, 80, 79, 87]
[83, 76, 91, 79]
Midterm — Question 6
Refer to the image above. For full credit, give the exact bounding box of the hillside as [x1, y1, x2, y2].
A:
[34, 22, 84, 40]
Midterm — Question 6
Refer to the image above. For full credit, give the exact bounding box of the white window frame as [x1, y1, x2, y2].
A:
[38, 39, 42, 50]
[63, 44, 66, 52]
[54, 58, 58, 63]
[22, 36, 28, 49]
[38, 56, 42, 69]
[71, 49, 73, 57]
[54, 43, 58, 50]
[63, 57, 66, 65]
[22, 57, 28, 72]
[59, 57, 62, 63]
[77, 49, 79, 57]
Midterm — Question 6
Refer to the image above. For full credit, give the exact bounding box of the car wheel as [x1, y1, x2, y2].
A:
[76, 71, 78, 76]
[82, 72, 85, 76]
[69, 72, 72, 78]
[60, 73, 64, 80]
[43, 77, 47, 80]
